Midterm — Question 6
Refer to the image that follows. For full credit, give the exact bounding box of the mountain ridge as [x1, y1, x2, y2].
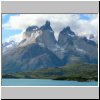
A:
[2, 21, 98, 74]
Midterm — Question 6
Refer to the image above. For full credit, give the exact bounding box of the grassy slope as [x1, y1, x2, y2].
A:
[2, 63, 98, 82]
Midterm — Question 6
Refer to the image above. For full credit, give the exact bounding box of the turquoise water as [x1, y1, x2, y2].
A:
[2, 79, 98, 86]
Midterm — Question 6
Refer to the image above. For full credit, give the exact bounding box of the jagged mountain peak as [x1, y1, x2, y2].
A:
[60, 26, 75, 36]
[65, 26, 71, 31]
[26, 26, 38, 32]
[19, 21, 55, 47]
[36, 20, 56, 49]
[81, 36, 97, 46]
[58, 26, 76, 47]
[2, 40, 16, 47]
[23, 25, 39, 40]
[45, 20, 50, 26]
[40, 20, 53, 31]
[23, 21, 53, 40]
[2, 40, 17, 53]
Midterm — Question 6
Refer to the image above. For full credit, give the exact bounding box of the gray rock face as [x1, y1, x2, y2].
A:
[2, 43, 63, 74]
[57, 26, 98, 63]
[58, 26, 75, 47]
[36, 21, 57, 50]
[23, 26, 38, 39]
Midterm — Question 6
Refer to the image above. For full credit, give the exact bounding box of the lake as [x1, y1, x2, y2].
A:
[2, 79, 98, 86]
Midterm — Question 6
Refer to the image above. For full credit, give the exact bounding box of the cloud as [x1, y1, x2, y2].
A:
[5, 32, 23, 43]
[3, 14, 98, 42]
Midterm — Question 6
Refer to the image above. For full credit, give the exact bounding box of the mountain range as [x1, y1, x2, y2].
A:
[2, 21, 98, 74]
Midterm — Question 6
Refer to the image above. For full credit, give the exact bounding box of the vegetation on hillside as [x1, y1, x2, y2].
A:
[2, 63, 98, 82]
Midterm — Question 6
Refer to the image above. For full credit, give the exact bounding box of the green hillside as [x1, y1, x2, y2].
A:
[2, 63, 98, 82]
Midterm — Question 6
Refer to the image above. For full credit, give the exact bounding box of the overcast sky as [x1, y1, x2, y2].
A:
[2, 14, 98, 43]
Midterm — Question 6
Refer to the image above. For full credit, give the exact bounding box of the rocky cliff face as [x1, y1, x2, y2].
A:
[23, 26, 38, 39]
[58, 26, 98, 63]
[36, 21, 57, 50]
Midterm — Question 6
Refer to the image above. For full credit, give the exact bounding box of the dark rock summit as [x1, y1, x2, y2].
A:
[36, 21, 57, 50]
[39, 20, 52, 31]
[23, 26, 39, 39]
[58, 26, 75, 46]
[26, 26, 38, 32]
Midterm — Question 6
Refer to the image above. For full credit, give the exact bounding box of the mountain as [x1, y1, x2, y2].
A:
[57, 26, 98, 64]
[2, 40, 17, 53]
[58, 26, 75, 47]
[18, 21, 57, 49]
[36, 21, 57, 50]
[2, 21, 98, 74]
[23, 25, 39, 39]
[18, 25, 39, 47]
[2, 43, 64, 74]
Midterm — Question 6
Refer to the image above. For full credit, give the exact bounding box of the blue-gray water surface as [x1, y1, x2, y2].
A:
[2, 79, 98, 86]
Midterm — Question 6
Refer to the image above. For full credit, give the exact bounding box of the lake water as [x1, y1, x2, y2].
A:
[2, 79, 98, 86]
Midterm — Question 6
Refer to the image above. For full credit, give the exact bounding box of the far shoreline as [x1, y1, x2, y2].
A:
[2, 77, 98, 82]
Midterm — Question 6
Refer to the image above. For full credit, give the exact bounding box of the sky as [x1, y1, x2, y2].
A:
[2, 14, 98, 43]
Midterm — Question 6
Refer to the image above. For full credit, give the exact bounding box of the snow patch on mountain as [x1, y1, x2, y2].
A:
[2, 40, 17, 52]
[75, 45, 86, 53]
[67, 33, 75, 37]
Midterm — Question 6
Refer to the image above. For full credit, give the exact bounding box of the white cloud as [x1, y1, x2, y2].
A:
[3, 14, 98, 42]
[5, 32, 23, 43]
